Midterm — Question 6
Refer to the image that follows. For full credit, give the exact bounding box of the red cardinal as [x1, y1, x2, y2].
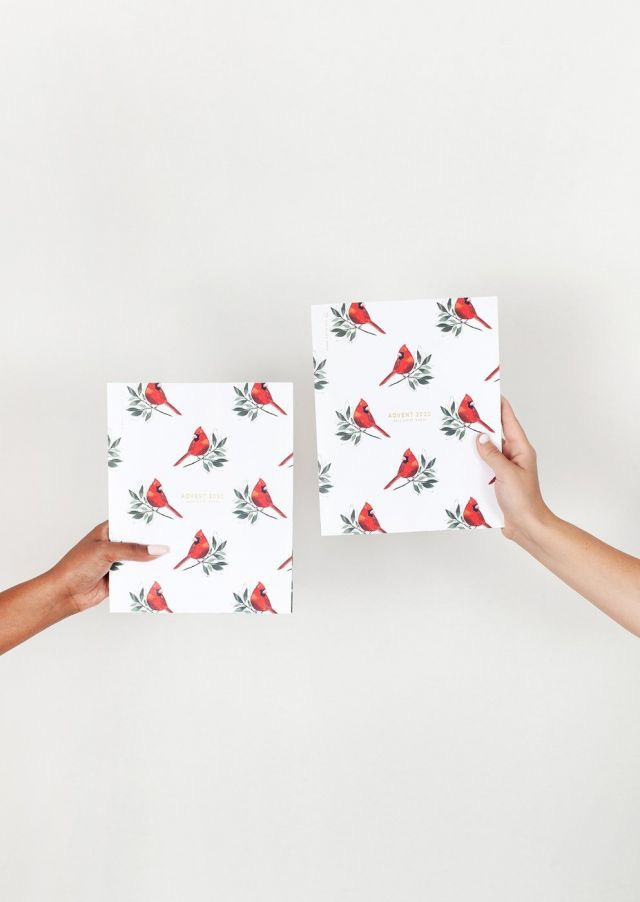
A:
[144, 383, 181, 415]
[250, 383, 287, 415]
[174, 426, 210, 466]
[348, 302, 385, 334]
[147, 581, 173, 612]
[250, 581, 277, 613]
[454, 297, 491, 329]
[251, 478, 287, 518]
[384, 448, 419, 489]
[463, 497, 490, 528]
[458, 394, 494, 433]
[174, 529, 210, 570]
[353, 399, 390, 438]
[278, 555, 293, 570]
[379, 344, 415, 385]
[146, 478, 183, 518]
[358, 502, 386, 534]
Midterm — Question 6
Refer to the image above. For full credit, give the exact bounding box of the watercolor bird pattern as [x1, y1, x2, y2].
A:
[312, 297, 502, 535]
[108, 383, 293, 613]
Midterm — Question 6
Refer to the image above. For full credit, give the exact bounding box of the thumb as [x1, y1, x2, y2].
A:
[476, 433, 511, 478]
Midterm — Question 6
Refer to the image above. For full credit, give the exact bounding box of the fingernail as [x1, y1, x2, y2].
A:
[147, 544, 170, 556]
[479, 433, 490, 444]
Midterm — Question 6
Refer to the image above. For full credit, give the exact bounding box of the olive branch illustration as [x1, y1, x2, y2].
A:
[392, 454, 438, 494]
[340, 509, 367, 535]
[318, 461, 333, 494]
[436, 298, 482, 336]
[440, 401, 482, 439]
[233, 383, 277, 420]
[127, 485, 172, 523]
[445, 504, 473, 529]
[177, 433, 228, 471]
[385, 350, 433, 390]
[107, 435, 122, 468]
[182, 536, 228, 575]
[335, 406, 380, 444]
[126, 383, 171, 421]
[330, 304, 375, 341]
[313, 357, 328, 390]
[129, 588, 154, 612]
[233, 485, 277, 523]
[233, 587, 257, 613]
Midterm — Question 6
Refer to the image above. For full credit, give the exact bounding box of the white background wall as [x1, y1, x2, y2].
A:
[1, 2, 639, 900]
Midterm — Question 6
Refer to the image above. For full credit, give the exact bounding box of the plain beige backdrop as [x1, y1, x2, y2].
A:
[1, 2, 639, 900]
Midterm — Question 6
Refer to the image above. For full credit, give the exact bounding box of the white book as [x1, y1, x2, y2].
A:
[107, 382, 293, 613]
[311, 298, 503, 535]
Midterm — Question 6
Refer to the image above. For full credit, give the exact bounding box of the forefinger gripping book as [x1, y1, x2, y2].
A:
[311, 297, 503, 536]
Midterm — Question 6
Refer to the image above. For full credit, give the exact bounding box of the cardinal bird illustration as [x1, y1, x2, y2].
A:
[250, 383, 287, 415]
[174, 426, 210, 466]
[278, 554, 293, 570]
[348, 302, 385, 334]
[144, 383, 181, 415]
[358, 502, 386, 533]
[146, 478, 183, 518]
[147, 581, 173, 613]
[458, 394, 495, 433]
[454, 297, 492, 330]
[379, 344, 415, 386]
[174, 529, 210, 570]
[463, 497, 490, 528]
[384, 448, 419, 489]
[353, 399, 390, 438]
[251, 478, 287, 518]
[250, 581, 277, 613]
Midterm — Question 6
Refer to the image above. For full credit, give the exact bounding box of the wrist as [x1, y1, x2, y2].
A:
[36, 568, 79, 619]
[508, 503, 557, 549]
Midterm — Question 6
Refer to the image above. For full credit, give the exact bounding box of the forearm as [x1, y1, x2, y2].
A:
[0, 571, 75, 655]
[515, 511, 640, 636]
